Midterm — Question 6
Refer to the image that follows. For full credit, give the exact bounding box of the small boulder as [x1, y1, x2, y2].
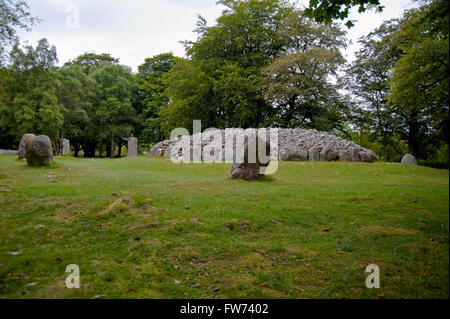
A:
[401, 154, 418, 165]
[25, 135, 53, 167]
[18, 134, 35, 160]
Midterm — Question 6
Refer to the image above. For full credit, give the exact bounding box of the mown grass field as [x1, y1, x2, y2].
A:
[0, 155, 448, 299]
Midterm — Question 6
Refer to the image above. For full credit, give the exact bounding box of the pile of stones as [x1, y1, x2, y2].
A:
[149, 128, 378, 163]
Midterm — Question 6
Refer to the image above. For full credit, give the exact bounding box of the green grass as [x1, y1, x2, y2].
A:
[0, 155, 448, 299]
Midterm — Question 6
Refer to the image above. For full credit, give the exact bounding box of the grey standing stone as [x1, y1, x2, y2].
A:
[128, 137, 138, 157]
[18, 134, 35, 159]
[401, 154, 418, 165]
[26, 135, 53, 167]
[61, 139, 70, 155]
[230, 133, 271, 180]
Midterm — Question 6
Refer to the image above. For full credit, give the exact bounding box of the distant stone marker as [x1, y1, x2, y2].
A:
[26, 135, 54, 167]
[128, 137, 138, 157]
[61, 139, 70, 155]
[18, 134, 35, 159]
[401, 154, 418, 165]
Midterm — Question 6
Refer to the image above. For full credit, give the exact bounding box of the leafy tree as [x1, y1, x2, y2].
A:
[304, 0, 384, 28]
[70, 52, 119, 75]
[89, 64, 136, 158]
[387, 0, 449, 159]
[0, 39, 64, 149]
[346, 19, 405, 160]
[263, 10, 348, 132]
[136, 53, 177, 144]
[56, 63, 90, 156]
[0, 0, 40, 66]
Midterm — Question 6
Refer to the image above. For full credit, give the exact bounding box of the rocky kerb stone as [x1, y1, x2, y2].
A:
[149, 128, 378, 163]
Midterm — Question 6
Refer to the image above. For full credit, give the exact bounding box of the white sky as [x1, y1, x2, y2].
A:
[19, 0, 419, 72]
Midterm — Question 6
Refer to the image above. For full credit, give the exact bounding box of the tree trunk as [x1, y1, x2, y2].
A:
[110, 133, 115, 159]
[117, 143, 122, 158]
[74, 143, 80, 157]
[408, 114, 420, 158]
[99, 139, 103, 158]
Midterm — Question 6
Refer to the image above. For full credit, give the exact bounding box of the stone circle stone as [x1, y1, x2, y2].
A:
[25, 135, 53, 167]
[128, 137, 138, 157]
[401, 154, 418, 165]
[18, 134, 35, 159]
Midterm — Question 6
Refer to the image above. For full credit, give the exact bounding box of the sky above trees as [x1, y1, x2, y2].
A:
[18, 0, 419, 71]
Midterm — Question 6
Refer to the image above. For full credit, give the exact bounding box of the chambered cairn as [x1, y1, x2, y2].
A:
[149, 128, 378, 164]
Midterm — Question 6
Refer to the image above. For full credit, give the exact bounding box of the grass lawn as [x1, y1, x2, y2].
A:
[0, 155, 448, 299]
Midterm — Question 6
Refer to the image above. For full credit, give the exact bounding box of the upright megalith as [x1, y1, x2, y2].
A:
[128, 137, 138, 157]
[230, 131, 271, 180]
[25, 135, 54, 167]
[401, 154, 418, 165]
[61, 139, 70, 155]
[18, 134, 35, 160]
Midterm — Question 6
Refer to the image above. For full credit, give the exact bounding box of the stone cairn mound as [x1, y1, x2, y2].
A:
[149, 128, 377, 163]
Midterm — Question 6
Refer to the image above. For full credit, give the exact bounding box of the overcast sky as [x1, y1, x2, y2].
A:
[19, 0, 419, 72]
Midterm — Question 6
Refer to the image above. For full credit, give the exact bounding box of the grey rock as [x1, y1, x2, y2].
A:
[25, 135, 53, 167]
[401, 154, 418, 165]
[320, 147, 338, 161]
[128, 137, 138, 157]
[150, 128, 377, 164]
[18, 134, 35, 159]
[60, 139, 70, 155]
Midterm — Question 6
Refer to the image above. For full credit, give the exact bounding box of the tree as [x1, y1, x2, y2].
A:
[0, 39, 64, 149]
[136, 53, 177, 144]
[0, 0, 40, 66]
[70, 52, 119, 74]
[263, 10, 349, 132]
[56, 63, 90, 156]
[346, 19, 405, 160]
[164, 0, 295, 134]
[89, 64, 136, 158]
[387, 0, 449, 159]
[304, 0, 384, 28]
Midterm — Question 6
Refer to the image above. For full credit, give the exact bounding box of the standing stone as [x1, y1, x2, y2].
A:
[18, 134, 35, 160]
[25, 135, 53, 167]
[230, 133, 271, 180]
[401, 154, 418, 165]
[128, 137, 138, 157]
[61, 139, 70, 155]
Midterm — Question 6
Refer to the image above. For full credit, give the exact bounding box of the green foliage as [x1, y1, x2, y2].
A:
[136, 53, 177, 144]
[0, 39, 64, 148]
[263, 10, 348, 131]
[164, 0, 350, 136]
[304, 0, 384, 28]
[0, 0, 40, 66]
[387, 0, 449, 158]
[69, 52, 120, 74]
